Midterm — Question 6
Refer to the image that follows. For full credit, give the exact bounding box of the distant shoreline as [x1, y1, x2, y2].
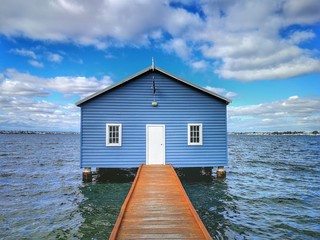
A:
[0, 130, 79, 135]
[229, 131, 319, 136]
[1, 130, 318, 135]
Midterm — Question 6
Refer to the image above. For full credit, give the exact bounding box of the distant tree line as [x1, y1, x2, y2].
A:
[230, 131, 319, 135]
[272, 131, 319, 135]
[0, 130, 79, 134]
[272, 131, 303, 135]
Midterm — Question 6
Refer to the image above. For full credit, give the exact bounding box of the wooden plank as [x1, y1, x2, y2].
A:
[109, 164, 143, 239]
[109, 165, 212, 240]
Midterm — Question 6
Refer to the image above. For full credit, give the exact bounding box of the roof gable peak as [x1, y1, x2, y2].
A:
[76, 66, 231, 106]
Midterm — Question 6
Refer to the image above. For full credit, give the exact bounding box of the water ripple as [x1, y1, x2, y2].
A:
[0, 134, 319, 239]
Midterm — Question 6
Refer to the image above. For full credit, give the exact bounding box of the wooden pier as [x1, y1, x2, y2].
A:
[110, 164, 212, 239]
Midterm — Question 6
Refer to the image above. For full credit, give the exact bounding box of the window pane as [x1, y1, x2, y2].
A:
[109, 126, 113, 142]
[107, 124, 122, 146]
[115, 132, 119, 142]
[190, 125, 194, 143]
[189, 124, 201, 144]
[115, 126, 119, 143]
[109, 125, 119, 144]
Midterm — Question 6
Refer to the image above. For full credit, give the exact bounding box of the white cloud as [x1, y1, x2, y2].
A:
[283, 0, 320, 24]
[205, 86, 237, 99]
[288, 30, 316, 44]
[0, 96, 80, 131]
[0, 0, 320, 81]
[28, 60, 44, 68]
[10, 48, 37, 59]
[0, 69, 48, 97]
[195, 0, 320, 81]
[10, 48, 64, 65]
[47, 53, 63, 63]
[149, 29, 163, 40]
[190, 60, 209, 71]
[105, 53, 116, 59]
[47, 75, 113, 97]
[0, 69, 113, 98]
[162, 38, 191, 60]
[0, 0, 201, 47]
[218, 57, 320, 81]
[228, 96, 320, 131]
[0, 69, 114, 131]
[50, 0, 85, 14]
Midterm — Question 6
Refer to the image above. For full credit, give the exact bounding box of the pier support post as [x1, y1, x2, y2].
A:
[201, 167, 212, 176]
[217, 166, 226, 178]
[82, 167, 92, 182]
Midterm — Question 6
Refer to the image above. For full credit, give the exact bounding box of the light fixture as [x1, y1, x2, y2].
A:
[151, 75, 158, 107]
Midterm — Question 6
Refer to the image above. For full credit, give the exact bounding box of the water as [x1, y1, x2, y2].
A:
[0, 134, 319, 239]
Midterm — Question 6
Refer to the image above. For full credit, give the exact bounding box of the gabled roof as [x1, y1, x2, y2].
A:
[76, 66, 232, 106]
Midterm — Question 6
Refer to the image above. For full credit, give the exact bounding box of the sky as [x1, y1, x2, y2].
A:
[0, 0, 319, 132]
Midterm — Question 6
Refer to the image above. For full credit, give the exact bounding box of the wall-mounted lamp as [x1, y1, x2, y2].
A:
[151, 75, 158, 107]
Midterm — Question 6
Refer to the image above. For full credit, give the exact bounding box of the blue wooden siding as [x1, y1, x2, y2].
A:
[80, 70, 228, 168]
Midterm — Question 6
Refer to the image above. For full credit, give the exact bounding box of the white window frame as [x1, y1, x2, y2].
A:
[188, 123, 203, 145]
[106, 123, 122, 146]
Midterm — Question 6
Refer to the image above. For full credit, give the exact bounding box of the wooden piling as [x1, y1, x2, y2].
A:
[82, 167, 92, 182]
[216, 166, 226, 178]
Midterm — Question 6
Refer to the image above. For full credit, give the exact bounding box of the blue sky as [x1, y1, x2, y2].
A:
[0, 0, 319, 132]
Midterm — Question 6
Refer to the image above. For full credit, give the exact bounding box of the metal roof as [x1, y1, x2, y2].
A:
[76, 66, 232, 106]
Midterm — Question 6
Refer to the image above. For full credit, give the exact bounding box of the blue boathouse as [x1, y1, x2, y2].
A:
[76, 65, 231, 178]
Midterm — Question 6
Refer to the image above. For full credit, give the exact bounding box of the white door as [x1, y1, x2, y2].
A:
[146, 125, 165, 165]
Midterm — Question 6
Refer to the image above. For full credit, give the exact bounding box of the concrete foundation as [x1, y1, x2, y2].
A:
[216, 166, 226, 178]
[82, 167, 92, 182]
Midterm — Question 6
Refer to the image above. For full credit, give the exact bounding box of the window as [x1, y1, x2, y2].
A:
[188, 123, 203, 145]
[106, 124, 122, 146]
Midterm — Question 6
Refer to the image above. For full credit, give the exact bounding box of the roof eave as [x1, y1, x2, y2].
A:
[76, 66, 152, 106]
[155, 67, 232, 104]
